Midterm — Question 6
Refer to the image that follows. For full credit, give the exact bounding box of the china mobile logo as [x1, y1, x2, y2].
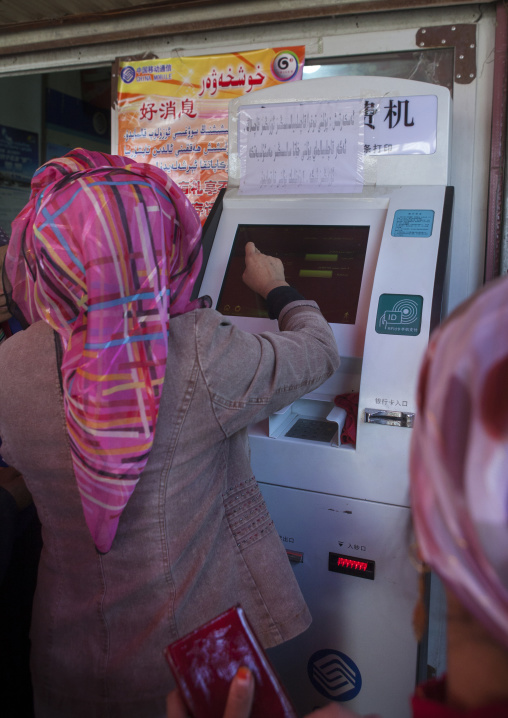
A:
[120, 66, 135, 84]
[307, 649, 362, 701]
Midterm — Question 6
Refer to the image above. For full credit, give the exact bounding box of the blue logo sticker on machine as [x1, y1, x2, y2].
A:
[307, 649, 362, 701]
[376, 294, 423, 336]
[391, 209, 434, 237]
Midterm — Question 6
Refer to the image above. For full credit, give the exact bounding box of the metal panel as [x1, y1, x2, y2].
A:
[262, 484, 418, 718]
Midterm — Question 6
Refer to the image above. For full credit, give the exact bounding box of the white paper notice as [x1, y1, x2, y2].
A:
[364, 95, 437, 155]
[238, 100, 365, 195]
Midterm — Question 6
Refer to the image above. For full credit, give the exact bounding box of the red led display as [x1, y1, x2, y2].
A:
[337, 557, 368, 571]
[328, 552, 375, 580]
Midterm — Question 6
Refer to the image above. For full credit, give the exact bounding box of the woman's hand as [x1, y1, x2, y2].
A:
[166, 666, 378, 718]
[222, 668, 255, 718]
[166, 688, 189, 718]
[305, 706, 379, 717]
[242, 242, 288, 299]
[166, 667, 254, 718]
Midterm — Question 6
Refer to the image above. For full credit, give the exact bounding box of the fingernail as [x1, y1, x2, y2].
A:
[235, 666, 252, 683]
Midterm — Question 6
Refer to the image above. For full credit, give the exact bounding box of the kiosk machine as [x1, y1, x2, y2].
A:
[198, 76, 453, 718]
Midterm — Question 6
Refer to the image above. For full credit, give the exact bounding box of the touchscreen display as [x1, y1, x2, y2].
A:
[217, 224, 369, 324]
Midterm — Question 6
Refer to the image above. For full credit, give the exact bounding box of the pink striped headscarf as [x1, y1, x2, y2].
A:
[5, 149, 208, 552]
[410, 275, 508, 648]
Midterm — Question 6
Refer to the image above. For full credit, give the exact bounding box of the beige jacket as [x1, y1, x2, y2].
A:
[0, 300, 339, 718]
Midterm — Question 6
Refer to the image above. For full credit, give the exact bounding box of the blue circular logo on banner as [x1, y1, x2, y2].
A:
[307, 649, 362, 701]
[120, 66, 136, 84]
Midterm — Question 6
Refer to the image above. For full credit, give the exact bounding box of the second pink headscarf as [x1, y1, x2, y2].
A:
[410, 275, 508, 649]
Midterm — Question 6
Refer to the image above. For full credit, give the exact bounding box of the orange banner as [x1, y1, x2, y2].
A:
[114, 47, 305, 223]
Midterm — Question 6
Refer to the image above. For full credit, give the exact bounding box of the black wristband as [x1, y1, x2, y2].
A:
[266, 286, 306, 320]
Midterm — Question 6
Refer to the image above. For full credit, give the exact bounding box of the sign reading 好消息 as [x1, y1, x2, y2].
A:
[113, 48, 305, 223]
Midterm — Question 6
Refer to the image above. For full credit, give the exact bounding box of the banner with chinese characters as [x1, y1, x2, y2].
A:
[114, 47, 305, 223]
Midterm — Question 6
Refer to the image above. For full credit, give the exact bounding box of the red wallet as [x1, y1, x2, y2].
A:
[165, 605, 298, 718]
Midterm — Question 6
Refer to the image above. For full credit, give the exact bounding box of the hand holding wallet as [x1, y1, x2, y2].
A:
[165, 605, 298, 718]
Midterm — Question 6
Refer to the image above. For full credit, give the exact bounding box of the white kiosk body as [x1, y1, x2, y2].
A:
[199, 76, 452, 718]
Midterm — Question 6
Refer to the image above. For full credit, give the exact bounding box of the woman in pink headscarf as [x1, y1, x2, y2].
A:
[408, 273, 508, 716]
[0, 149, 339, 717]
[174, 275, 508, 718]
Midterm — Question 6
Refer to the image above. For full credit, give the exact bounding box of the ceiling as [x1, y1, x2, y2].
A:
[0, 0, 490, 61]
[0, 1, 215, 31]
[0, 0, 486, 34]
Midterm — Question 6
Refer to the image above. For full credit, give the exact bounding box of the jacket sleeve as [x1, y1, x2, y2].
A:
[196, 300, 340, 437]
